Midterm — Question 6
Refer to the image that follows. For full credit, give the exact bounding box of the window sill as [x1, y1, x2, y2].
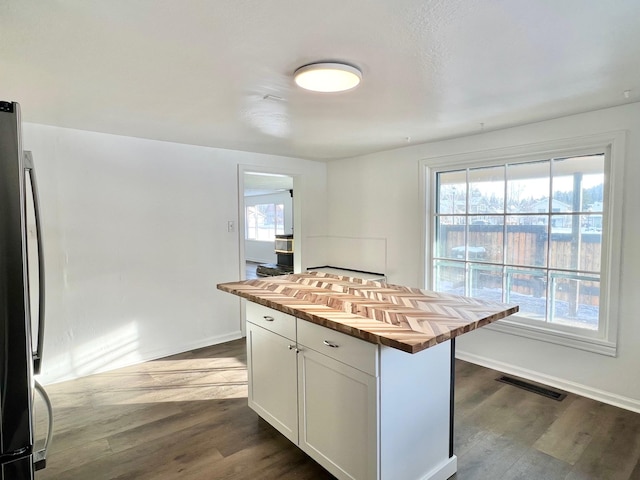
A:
[485, 318, 617, 357]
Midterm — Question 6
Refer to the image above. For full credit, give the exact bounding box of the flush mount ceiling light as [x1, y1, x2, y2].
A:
[294, 62, 362, 93]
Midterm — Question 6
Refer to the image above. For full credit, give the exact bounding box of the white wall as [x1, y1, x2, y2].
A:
[24, 124, 327, 384]
[244, 191, 293, 263]
[326, 102, 640, 411]
[244, 239, 277, 265]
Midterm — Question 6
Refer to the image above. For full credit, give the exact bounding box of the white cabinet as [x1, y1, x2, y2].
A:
[298, 345, 378, 480]
[245, 301, 457, 480]
[245, 303, 298, 443]
[297, 318, 379, 479]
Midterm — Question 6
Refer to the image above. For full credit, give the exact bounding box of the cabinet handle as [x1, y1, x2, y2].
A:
[323, 340, 339, 348]
[263, 316, 275, 322]
[288, 344, 295, 350]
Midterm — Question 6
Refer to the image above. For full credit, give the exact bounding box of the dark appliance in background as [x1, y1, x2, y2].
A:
[1, 101, 53, 479]
[256, 234, 294, 277]
[274, 234, 294, 267]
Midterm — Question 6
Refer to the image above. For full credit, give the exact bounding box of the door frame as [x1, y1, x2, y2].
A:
[237, 164, 302, 336]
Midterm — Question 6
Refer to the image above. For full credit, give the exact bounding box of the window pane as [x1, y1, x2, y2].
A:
[505, 268, 547, 320]
[584, 213, 602, 232]
[275, 203, 285, 234]
[437, 170, 466, 214]
[435, 217, 466, 259]
[433, 260, 465, 295]
[552, 155, 605, 212]
[260, 204, 272, 240]
[506, 223, 548, 267]
[431, 147, 609, 337]
[580, 231, 602, 272]
[469, 166, 504, 214]
[549, 272, 599, 330]
[469, 263, 503, 301]
[468, 216, 503, 263]
[549, 214, 601, 271]
[550, 213, 573, 230]
[507, 161, 550, 213]
[246, 203, 286, 239]
[252, 203, 276, 240]
[246, 206, 257, 239]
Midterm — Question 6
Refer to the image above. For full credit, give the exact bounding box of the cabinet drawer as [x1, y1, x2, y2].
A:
[297, 320, 378, 376]
[246, 302, 296, 340]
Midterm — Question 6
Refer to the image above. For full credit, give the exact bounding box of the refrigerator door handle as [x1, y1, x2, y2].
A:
[33, 380, 52, 470]
[23, 151, 45, 375]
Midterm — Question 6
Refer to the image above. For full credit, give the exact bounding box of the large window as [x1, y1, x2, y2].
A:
[424, 134, 624, 356]
[246, 203, 285, 241]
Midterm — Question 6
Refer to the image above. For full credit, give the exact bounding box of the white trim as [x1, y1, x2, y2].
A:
[599, 131, 625, 353]
[420, 131, 626, 356]
[420, 131, 626, 169]
[40, 330, 244, 385]
[141, 330, 244, 363]
[455, 349, 640, 414]
[419, 160, 430, 289]
[484, 320, 616, 356]
[419, 455, 457, 480]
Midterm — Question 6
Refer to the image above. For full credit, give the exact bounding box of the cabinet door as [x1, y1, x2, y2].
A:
[247, 322, 298, 443]
[298, 348, 378, 480]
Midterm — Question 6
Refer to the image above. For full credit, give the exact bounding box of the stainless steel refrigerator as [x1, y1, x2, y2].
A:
[0, 101, 52, 479]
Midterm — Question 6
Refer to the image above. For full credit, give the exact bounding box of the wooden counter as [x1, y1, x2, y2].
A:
[217, 271, 518, 354]
[218, 271, 519, 480]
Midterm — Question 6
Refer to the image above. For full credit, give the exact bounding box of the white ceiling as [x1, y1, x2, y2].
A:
[2, 1, 639, 161]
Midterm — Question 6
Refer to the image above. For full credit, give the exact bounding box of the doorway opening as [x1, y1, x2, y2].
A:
[241, 171, 295, 280]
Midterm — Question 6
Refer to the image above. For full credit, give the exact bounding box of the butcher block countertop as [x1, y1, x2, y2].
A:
[218, 272, 519, 354]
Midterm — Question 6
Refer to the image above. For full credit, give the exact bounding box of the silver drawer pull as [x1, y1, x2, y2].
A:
[288, 344, 295, 350]
[263, 316, 275, 322]
[323, 340, 339, 348]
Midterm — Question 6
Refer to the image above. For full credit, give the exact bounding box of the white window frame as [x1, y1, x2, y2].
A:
[245, 202, 285, 241]
[421, 132, 626, 356]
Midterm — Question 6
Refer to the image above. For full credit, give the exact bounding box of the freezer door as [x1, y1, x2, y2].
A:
[1, 454, 34, 480]
[0, 101, 35, 475]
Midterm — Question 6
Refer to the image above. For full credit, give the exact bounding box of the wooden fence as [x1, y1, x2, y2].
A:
[438, 225, 601, 306]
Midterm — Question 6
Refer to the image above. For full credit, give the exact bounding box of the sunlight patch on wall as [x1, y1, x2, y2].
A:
[71, 322, 141, 378]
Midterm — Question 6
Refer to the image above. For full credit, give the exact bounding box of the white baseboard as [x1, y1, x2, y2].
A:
[456, 349, 640, 414]
[142, 330, 244, 363]
[421, 455, 457, 480]
[41, 330, 244, 385]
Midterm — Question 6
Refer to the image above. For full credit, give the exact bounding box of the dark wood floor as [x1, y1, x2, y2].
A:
[34, 338, 640, 480]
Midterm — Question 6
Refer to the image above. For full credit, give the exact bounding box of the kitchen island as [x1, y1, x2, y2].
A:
[218, 272, 518, 480]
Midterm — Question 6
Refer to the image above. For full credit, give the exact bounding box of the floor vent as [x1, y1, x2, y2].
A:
[496, 375, 567, 401]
